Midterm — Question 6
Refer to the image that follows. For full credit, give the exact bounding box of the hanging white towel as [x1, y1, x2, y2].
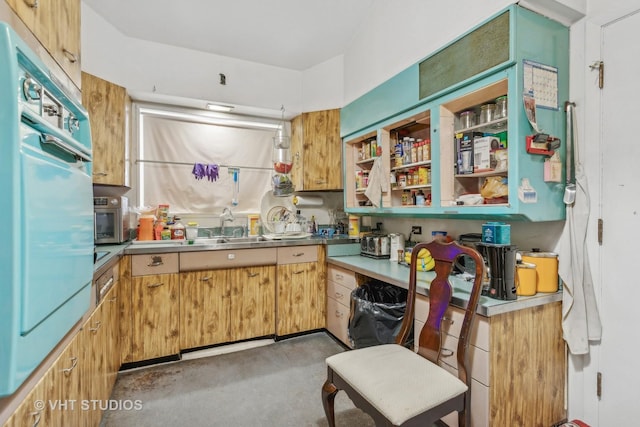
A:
[555, 162, 602, 355]
[364, 157, 388, 207]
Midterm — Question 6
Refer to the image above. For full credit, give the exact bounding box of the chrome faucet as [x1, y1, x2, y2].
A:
[220, 207, 234, 236]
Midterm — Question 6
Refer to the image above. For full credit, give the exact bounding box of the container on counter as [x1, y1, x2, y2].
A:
[516, 262, 537, 296]
[171, 218, 185, 240]
[521, 251, 559, 293]
[247, 214, 260, 236]
[481, 221, 511, 244]
[138, 215, 155, 241]
[348, 215, 360, 238]
[161, 227, 171, 240]
[186, 222, 198, 241]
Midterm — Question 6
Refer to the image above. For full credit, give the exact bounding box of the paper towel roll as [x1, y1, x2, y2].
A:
[293, 195, 323, 207]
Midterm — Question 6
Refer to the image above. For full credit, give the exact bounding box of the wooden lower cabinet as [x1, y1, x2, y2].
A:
[3, 374, 51, 427]
[180, 265, 276, 349]
[230, 266, 276, 341]
[276, 245, 326, 336]
[414, 295, 566, 426]
[180, 269, 231, 349]
[130, 273, 180, 362]
[3, 284, 121, 427]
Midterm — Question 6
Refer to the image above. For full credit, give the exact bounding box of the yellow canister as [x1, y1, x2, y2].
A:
[516, 262, 537, 296]
[521, 251, 559, 293]
[348, 215, 360, 238]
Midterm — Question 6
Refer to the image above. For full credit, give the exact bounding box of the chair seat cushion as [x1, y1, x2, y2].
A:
[326, 344, 467, 425]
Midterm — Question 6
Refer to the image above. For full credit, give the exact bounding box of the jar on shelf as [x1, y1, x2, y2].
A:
[418, 167, 428, 185]
[459, 110, 476, 129]
[416, 139, 424, 162]
[479, 103, 496, 124]
[495, 95, 508, 119]
[401, 190, 410, 206]
[424, 139, 431, 161]
[397, 172, 407, 188]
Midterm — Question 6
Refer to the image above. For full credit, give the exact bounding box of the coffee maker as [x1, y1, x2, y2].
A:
[476, 242, 517, 300]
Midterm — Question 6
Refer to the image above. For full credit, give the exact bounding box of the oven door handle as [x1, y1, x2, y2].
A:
[21, 107, 92, 161]
[41, 133, 91, 162]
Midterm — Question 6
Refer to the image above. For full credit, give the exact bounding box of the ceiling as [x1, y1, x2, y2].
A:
[83, 0, 375, 71]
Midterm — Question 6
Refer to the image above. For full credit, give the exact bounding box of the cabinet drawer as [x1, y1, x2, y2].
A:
[131, 253, 179, 276]
[439, 332, 490, 386]
[327, 280, 352, 306]
[327, 265, 357, 290]
[326, 297, 351, 347]
[415, 294, 489, 351]
[438, 365, 489, 427]
[277, 245, 318, 264]
[180, 248, 277, 271]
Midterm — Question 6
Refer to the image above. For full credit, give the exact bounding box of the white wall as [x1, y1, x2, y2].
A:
[82, 4, 341, 116]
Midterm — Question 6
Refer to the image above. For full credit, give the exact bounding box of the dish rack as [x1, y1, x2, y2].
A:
[264, 206, 307, 234]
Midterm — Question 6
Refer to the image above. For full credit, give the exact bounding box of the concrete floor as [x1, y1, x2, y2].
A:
[101, 332, 376, 427]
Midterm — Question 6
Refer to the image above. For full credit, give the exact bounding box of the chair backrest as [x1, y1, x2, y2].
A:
[395, 240, 485, 387]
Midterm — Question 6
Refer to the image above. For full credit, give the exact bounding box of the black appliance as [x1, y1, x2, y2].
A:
[477, 242, 517, 300]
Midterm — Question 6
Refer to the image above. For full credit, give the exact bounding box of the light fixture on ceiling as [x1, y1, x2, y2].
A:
[205, 103, 234, 112]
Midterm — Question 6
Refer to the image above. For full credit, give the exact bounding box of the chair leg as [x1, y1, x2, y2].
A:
[322, 379, 338, 427]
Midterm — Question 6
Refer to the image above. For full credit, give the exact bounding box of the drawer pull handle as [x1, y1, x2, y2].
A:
[335, 310, 343, 318]
[293, 270, 305, 275]
[109, 296, 117, 303]
[292, 252, 305, 257]
[62, 356, 78, 375]
[147, 282, 165, 288]
[443, 316, 453, 325]
[23, 0, 38, 8]
[248, 272, 259, 278]
[93, 172, 108, 177]
[148, 256, 164, 267]
[30, 411, 41, 427]
[335, 292, 344, 299]
[62, 48, 78, 63]
[441, 348, 454, 358]
[335, 273, 344, 280]
[89, 321, 102, 334]
[200, 276, 211, 282]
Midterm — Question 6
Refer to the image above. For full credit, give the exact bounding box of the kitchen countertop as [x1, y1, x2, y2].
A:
[94, 239, 561, 318]
[94, 235, 358, 273]
[326, 255, 562, 317]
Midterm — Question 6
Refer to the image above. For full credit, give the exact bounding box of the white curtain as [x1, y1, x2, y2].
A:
[140, 115, 273, 214]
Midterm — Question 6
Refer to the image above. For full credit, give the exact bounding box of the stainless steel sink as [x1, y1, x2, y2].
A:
[193, 236, 267, 245]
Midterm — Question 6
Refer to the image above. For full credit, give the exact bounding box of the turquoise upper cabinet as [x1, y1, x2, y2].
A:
[342, 5, 569, 221]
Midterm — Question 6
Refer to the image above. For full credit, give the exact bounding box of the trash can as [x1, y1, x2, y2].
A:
[348, 280, 412, 349]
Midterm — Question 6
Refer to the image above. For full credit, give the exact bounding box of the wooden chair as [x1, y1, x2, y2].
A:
[322, 239, 485, 427]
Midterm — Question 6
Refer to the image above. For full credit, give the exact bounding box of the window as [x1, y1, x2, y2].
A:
[133, 104, 284, 217]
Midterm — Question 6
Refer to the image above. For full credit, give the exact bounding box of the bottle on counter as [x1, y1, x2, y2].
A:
[171, 217, 185, 240]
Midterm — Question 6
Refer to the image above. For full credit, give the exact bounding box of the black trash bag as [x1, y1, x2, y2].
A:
[348, 281, 412, 349]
